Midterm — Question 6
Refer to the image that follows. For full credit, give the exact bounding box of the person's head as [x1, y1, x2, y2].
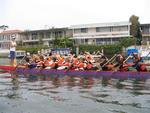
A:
[25, 57, 30, 62]
[11, 35, 16, 40]
[133, 52, 138, 58]
[116, 54, 124, 62]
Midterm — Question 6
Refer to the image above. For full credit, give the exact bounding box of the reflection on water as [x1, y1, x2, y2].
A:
[0, 58, 24, 66]
[0, 73, 150, 113]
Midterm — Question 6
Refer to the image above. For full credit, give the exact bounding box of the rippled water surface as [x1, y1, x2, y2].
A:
[0, 58, 150, 113]
[0, 73, 150, 113]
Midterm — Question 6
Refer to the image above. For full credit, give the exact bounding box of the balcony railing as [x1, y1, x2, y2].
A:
[73, 31, 129, 37]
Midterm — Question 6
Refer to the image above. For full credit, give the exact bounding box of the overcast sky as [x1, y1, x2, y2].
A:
[0, 0, 150, 30]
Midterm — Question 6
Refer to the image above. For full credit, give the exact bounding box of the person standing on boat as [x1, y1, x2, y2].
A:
[10, 35, 17, 66]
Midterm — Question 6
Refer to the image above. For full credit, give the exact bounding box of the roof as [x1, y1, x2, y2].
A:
[21, 27, 68, 34]
[0, 30, 23, 35]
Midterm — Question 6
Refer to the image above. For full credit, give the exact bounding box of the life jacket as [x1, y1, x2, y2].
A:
[78, 61, 87, 70]
[119, 64, 129, 71]
[63, 62, 70, 67]
[135, 63, 147, 72]
[140, 64, 147, 72]
[105, 64, 114, 71]
[133, 56, 147, 71]
[73, 58, 79, 67]
[87, 63, 93, 70]
[57, 58, 65, 66]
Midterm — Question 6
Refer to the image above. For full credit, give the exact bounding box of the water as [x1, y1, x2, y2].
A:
[0, 58, 150, 113]
[0, 58, 23, 65]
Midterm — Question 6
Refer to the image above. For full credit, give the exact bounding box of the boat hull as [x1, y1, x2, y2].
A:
[0, 65, 150, 79]
[16, 67, 150, 79]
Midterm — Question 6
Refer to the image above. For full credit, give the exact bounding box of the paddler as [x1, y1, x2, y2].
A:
[84, 52, 95, 63]
[132, 53, 147, 72]
[115, 54, 129, 71]
[77, 58, 87, 70]
[100, 55, 116, 71]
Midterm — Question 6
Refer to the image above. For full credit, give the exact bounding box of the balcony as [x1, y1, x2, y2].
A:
[73, 31, 130, 39]
[42, 38, 53, 41]
[22, 39, 39, 42]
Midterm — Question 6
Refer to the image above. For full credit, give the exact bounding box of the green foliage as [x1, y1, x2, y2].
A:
[79, 44, 122, 56]
[53, 37, 73, 48]
[16, 37, 74, 54]
[135, 23, 142, 45]
[79, 37, 135, 56]
[118, 37, 136, 48]
[16, 37, 135, 56]
[16, 45, 49, 54]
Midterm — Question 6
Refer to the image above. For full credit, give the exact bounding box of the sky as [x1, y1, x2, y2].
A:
[0, 0, 150, 30]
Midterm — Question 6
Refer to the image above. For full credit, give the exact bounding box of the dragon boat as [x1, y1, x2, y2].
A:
[0, 65, 150, 79]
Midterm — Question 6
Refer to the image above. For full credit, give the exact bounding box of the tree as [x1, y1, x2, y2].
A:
[53, 37, 73, 48]
[59, 37, 73, 48]
[0, 25, 9, 31]
[53, 36, 60, 48]
[129, 15, 142, 45]
[119, 37, 136, 48]
[135, 22, 142, 45]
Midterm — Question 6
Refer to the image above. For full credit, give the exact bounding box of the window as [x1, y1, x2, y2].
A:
[112, 26, 120, 32]
[96, 27, 100, 32]
[81, 28, 88, 33]
[74, 29, 80, 34]
[46, 32, 51, 38]
[142, 26, 150, 34]
[112, 38, 119, 41]
[39, 33, 44, 38]
[85, 39, 88, 43]
[112, 26, 128, 32]
[32, 33, 37, 40]
[81, 39, 85, 43]
[96, 27, 111, 32]
[119, 26, 128, 31]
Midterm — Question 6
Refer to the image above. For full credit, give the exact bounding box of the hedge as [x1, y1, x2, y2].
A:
[79, 44, 122, 56]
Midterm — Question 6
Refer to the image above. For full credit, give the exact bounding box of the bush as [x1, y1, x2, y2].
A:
[79, 44, 122, 56]
[16, 45, 49, 54]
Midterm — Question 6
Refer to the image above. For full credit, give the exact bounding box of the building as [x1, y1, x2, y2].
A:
[20, 28, 72, 47]
[141, 23, 150, 44]
[1, 21, 150, 51]
[0, 30, 23, 49]
[70, 21, 131, 45]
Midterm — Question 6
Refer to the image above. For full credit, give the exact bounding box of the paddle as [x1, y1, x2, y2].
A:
[18, 55, 26, 65]
[146, 52, 150, 58]
[101, 54, 117, 67]
[123, 55, 133, 63]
